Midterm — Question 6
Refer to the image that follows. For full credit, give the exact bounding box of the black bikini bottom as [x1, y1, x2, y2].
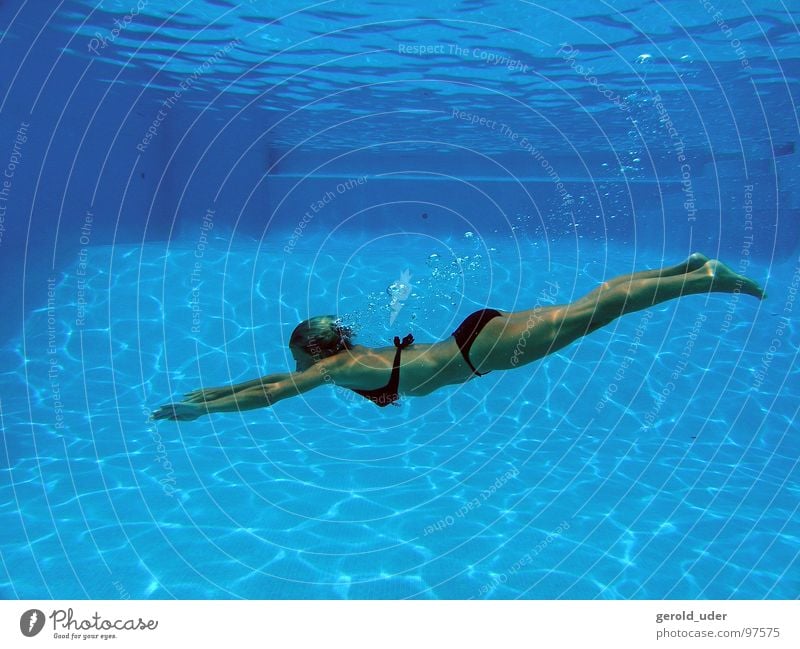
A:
[452, 308, 503, 376]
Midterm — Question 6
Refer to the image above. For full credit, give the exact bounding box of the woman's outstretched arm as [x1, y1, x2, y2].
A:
[181, 372, 292, 404]
[151, 357, 344, 421]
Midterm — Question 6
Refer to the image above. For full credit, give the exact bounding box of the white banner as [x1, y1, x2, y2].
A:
[1, 600, 796, 648]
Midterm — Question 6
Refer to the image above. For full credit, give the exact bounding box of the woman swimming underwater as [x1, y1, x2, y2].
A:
[151, 254, 765, 421]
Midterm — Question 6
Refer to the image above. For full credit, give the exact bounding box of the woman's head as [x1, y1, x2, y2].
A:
[289, 315, 354, 370]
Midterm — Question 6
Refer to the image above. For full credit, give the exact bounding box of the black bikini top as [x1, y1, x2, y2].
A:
[351, 333, 414, 407]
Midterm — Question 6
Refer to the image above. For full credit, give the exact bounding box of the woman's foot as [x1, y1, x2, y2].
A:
[704, 260, 766, 299]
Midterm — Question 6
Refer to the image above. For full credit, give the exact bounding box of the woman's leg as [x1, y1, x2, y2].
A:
[510, 253, 710, 323]
[475, 258, 765, 371]
[578, 252, 709, 301]
[561, 258, 763, 334]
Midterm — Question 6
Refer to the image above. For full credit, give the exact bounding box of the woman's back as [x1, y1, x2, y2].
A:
[335, 340, 471, 398]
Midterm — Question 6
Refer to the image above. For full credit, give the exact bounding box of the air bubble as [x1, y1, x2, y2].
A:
[386, 281, 411, 298]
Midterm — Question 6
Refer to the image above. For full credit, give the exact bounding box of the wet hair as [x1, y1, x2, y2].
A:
[289, 315, 354, 361]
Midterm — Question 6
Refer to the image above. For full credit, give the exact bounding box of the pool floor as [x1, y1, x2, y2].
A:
[1, 237, 797, 598]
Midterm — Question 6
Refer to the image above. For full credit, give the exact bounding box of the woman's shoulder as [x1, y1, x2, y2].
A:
[326, 342, 406, 373]
[316, 344, 383, 371]
[306, 345, 387, 389]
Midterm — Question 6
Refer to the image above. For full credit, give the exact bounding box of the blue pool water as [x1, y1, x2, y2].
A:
[1, 1, 798, 599]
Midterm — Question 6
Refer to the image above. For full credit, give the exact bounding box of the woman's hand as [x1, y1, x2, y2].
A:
[150, 402, 205, 421]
